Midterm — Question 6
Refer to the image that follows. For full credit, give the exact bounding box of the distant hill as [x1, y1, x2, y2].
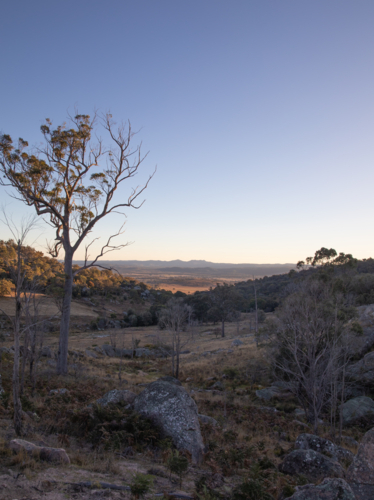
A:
[73, 259, 296, 280]
[74, 259, 295, 272]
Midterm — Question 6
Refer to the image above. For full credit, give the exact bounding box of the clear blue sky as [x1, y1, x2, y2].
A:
[1, 1, 374, 264]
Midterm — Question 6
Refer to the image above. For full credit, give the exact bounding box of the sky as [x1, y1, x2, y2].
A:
[1, 1, 374, 264]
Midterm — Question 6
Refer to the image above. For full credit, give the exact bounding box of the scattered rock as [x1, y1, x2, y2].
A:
[231, 339, 243, 347]
[198, 414, 218, 426]
[293, 420, 310, 429]
[346, 427, 374, 499]
[93, 389, 136, 407]
[340, 396, 374, 426]
[40, 346, 53, 358]
[49, 388, 70, 396]
[288, 478, 355, 500]
[134, 377, 204, 463]
[295, 433, 354, 465]
[279, 449, 345, 482]
[211, 381, 223, 390]
[256, 387, 280, 400]
[347, 352, 374, 384]
[101, 344, 115, 356]
[85, 349, 97, 358]
[135, 348, 152, 357]
[10, 439, 70, 464]
[341, 436, 359, 450]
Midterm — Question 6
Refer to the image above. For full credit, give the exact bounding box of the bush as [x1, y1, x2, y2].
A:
[166, 450, 189, 488]
[232, 479, 273, 500]
[130, 473, 153, 499]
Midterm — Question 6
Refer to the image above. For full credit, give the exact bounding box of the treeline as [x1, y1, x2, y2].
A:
[2, 240, 374, 328]
[179, 249, 374, 325]
[0, 240, 166, 301]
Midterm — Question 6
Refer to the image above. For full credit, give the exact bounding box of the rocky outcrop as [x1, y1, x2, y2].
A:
[134, 377, 204, 464]
[346, 427, 374, 499]
[347, 351, 374, 384]
[295, 433, 354, 465]
[94, 389, 136, 407]
[10, 439, 70, 464]
[340, 396, 374, 426]
[288, 478, 355, 500]
[279, 449, 345, 482]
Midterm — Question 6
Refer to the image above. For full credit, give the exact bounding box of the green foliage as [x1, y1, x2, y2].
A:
[166, 450, 189, 488]
[223, 368, 239, 380]
[351, 321, 364, 336]
[282, 484, 295, 498]
[130, 473, 153, 499]
[232, 479, 273, 500]
[66, 404, 161, 451]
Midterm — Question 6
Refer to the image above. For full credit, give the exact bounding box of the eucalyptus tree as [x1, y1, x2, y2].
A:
[0, 113, 154, 374]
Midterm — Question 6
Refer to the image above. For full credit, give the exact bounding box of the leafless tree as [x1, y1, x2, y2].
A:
[0, 112, 155, 375]
[0, 213, 39, 435]
[158, 298, 193, 379]
[264, 279, 354, 435]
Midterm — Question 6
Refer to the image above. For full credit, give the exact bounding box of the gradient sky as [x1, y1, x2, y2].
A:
[1, 1, 374, 264]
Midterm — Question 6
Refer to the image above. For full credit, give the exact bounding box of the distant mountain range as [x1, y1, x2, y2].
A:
[73, 259, 296, 278]
[77, 259, 295, 269]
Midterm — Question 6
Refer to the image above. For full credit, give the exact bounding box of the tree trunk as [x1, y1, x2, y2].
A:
[221, 319, 225, 338]
[57, 250, 73, 375]
[13, 242, 23, 436]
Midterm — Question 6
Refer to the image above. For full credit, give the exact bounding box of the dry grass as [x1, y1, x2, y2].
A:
[0, 312, 367, 500]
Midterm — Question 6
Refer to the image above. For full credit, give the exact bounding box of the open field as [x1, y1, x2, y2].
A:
[73, 260, 296, 293]
[0, 295, 97, 318]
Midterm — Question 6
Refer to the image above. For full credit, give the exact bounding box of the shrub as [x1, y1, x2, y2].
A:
[166, 450, 189, 488]
[130, 473, 153, 499]
[232, 479, 273, 500]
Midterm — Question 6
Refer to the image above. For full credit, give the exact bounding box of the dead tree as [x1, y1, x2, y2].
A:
[158, 298, 193, 379]
[265, 279, 354, 435]
[0, 214, 38, 435]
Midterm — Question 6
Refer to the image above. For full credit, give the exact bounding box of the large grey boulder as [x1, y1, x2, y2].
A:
[134, 377, 204, 464]
[10, 439, 70, 464]
[340, 396, 374, 426]
[295, 433, 354, 465]
[102, 344, 115, 356]
[279, 449, 345, 482]
[346, 427, 374, 499]
[288, 478, 355, 500]
[347, 351, 374, 384]
[94, 389, 136, 407]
